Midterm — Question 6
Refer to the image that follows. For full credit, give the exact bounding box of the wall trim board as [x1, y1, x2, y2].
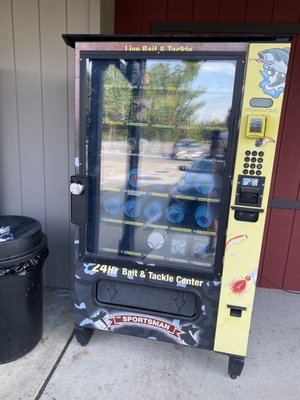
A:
[152, 21, 300, 35]
[268, 200, 300, 210]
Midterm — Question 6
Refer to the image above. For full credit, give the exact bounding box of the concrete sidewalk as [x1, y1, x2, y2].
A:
[1, 287, 300, 400]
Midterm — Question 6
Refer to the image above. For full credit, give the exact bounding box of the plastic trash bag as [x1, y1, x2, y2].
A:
[0, 249, 49, 277]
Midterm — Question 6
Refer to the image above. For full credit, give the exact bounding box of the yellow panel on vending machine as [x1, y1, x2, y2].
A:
[214, 42, 291, 377]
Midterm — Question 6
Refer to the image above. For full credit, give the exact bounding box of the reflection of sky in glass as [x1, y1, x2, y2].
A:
[101, 58, 236, 125]
[147, 59, 236, 123]
[195, 61, 236, 122]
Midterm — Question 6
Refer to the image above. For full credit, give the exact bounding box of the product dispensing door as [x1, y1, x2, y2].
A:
[63, 35, 291, 378]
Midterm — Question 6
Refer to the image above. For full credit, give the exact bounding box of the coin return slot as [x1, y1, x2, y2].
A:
[234, 209, 259, 222]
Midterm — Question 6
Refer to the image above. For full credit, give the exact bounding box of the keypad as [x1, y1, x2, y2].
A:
[243, 149, 264, 176]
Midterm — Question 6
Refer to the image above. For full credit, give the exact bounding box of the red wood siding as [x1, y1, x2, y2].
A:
[273, 37, 300, 201]
[141, 0, 168, 34]
[167, 0, 194, 21]
[284, 211, 300, 290]
[272, 0, 300, 22]
[259, 209, 295, 288]
[269, 36, 296, 199]
[115, 0, 300, 291]
[193, 0, 220, 21]
[218, 0, 247, 22]
[245, 0, 275, 22]
[114, 0, 142, 34]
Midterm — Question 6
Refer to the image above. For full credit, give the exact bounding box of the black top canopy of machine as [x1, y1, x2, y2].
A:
[62, 33, 292, 49]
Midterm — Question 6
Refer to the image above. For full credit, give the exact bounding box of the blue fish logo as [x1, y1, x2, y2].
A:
[257, 48, 290, 98]
[84, 263, 97, 276]
[75, 302, 87, 310]
[79, 318, 93, 327]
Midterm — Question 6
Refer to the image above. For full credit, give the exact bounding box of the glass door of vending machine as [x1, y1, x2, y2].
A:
[65, 36, 290, 378]
[85, 54, 243, 274]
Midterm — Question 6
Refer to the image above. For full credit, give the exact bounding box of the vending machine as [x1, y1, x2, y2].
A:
[63, 34, 290, 377]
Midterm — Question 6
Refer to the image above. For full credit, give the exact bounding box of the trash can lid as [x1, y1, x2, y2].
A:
[0, 215, 44, 263]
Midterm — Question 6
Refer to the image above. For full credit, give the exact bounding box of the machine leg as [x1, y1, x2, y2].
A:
[74, 326, 94, 346]
[228, 355, 245, 379]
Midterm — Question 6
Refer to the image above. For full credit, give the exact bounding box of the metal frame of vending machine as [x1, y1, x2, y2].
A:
[63, 34, 291, 378]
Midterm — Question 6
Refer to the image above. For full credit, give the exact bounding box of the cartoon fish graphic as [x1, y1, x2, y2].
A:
[75, 302, 87, 310]
[79, 312, 108, 329]
[225, 234, 248, 256]
[255, 136, 275, 148]
[256, 48, 290, 96]
[231, 268, 258, 295]
[83, 263, 98, 276]
[247, 269, 258, 286]
[180, 324, 200, 346]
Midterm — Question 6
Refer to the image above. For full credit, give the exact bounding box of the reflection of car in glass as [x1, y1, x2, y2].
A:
[170, 139, 202, 160]
[172, 156, 224, 198]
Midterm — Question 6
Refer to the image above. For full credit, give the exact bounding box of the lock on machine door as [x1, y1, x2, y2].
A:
[70, 176, 88, 225]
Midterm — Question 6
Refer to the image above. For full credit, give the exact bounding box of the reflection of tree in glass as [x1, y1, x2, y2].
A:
[148, 61, 205, 129]
[103, 65, 130, 120]
[102, 61, 206, 142]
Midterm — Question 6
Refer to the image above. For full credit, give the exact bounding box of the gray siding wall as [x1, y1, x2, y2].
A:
[0, 0, 115, 288]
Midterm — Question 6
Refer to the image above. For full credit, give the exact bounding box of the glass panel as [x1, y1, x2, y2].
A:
[86, 57, 237, 271]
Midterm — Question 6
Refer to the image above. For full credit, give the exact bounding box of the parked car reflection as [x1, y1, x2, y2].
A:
[170, 139, 203, 160]
[172, 155, 225, 199]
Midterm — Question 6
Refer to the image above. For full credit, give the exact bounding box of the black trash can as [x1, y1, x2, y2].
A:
[0, 215, 49, 364]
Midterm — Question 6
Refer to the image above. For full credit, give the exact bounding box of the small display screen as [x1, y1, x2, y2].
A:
[250, 98, 273, 108]
[250, 118, 263, 133]
[242, 177, 259, 187]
